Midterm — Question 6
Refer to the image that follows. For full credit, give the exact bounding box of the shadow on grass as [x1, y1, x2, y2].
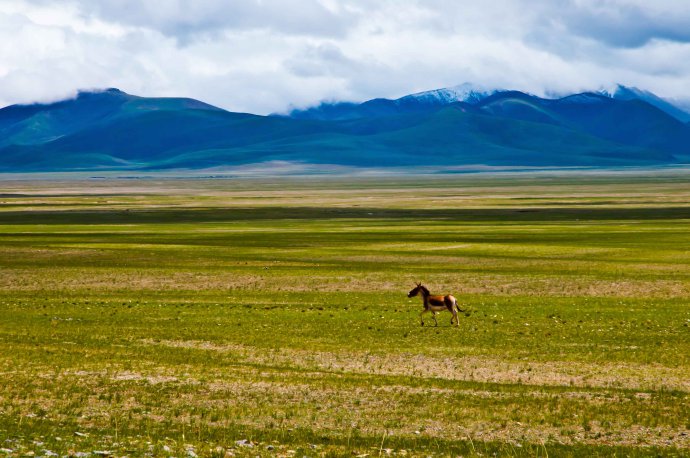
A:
[0, 206, 689, 225]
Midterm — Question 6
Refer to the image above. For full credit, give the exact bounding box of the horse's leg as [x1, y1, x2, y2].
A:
[420, 309, 427, 326]
[432, 312, 438, 327]
[452, 298, 461, 326]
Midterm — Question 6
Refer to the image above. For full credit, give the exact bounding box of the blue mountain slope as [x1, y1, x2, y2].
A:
[366, 106, 670, 166]
[601, 85, 690, 123]
[0, 87, 688, 171]
[475, 91, 562, 126]
[0, 89, 134, 147]
[0, 88, 222, 148]
[547, 95, 690, 158]
[1, 110, 339, 170]
[283, 97, 444, 121]
[474, 91, 690, 159]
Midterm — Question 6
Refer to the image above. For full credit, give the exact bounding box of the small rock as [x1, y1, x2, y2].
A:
[92, 451, 112, 456]
[42, 450, 58, 457]
[74, 432, 89, 438]
[234, 440, 253, 448]
[0, 449, 13, 454]
[186, 450, 198, 458]
[414, 431, 421, 435]
[162, 445, 172, 452]
[266, 445, 275, 451]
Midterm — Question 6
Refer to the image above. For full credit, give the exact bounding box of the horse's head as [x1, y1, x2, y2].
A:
[408, 282, 424, 298]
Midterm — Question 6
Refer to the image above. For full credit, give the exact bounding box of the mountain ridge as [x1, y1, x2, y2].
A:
[598, 84, 690, 123]
[1, 84, 688, 172]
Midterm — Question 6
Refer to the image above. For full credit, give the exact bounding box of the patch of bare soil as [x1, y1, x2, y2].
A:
[141, 339, 690, 392]
[42, 364, 690, 448]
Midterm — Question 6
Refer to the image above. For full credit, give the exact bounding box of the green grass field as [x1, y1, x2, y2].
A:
[0, 173, 689, 457]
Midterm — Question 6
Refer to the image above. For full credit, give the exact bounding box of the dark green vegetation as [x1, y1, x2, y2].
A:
[0, 174, 689, 457]
[1, 86, 690, 171]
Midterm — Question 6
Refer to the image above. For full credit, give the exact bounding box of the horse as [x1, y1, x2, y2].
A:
[408, 283, 461, 327]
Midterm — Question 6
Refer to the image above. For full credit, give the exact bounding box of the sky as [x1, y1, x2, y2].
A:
[1, 0, 690, 114]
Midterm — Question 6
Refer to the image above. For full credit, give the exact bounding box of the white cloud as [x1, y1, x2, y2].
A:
[0, 0, 689, 113]
[56, 0, 360, 41]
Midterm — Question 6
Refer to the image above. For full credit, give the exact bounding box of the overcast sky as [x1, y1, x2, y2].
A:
[1, 0, 690, 114]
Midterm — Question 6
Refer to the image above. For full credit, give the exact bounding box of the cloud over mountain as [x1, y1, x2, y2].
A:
[1, 0, 689, 114]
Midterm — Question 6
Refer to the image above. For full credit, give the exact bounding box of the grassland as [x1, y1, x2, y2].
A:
[0, 172, 689, 457]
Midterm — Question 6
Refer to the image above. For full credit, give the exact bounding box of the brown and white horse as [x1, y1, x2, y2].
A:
[408, 283, 461, 327]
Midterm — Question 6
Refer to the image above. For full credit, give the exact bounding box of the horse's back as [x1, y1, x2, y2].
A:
[426, 293, 457, 312]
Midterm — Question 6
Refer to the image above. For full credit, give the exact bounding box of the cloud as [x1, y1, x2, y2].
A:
[0, 0, 689, 113]
[44, 0, 361, 42]
[556, 1, 690, 48]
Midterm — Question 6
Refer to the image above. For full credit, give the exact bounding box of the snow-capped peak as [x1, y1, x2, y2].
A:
[398, 82, 499, 105]
[596, 84, 624, 98]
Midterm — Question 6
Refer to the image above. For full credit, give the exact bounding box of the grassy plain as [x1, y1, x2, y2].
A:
[0, 172, 689, 457]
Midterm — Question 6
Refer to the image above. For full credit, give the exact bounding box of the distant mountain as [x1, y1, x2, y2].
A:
[0, 89, 334, 170]
[393, 82, 498, 106]
[0, 88, 222, 148]
[284, 83, 498, 121]
[476, 91, 690, 158]
[599, 84, 690, 123]
[0, 85, 688, 172]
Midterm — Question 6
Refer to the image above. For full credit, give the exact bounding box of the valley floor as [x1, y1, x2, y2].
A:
[0, 173, 689, 457]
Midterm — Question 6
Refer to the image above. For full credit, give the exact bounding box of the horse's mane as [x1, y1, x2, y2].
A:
[419, 284, 430, 295]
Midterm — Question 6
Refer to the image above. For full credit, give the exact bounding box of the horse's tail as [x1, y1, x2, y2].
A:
[452, 296, 466, 313]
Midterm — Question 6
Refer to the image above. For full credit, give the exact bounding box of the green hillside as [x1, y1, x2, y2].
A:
[0, 88, 687, 171]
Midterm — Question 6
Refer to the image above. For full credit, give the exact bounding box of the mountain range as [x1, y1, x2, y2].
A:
[1, 84, 689, 172]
